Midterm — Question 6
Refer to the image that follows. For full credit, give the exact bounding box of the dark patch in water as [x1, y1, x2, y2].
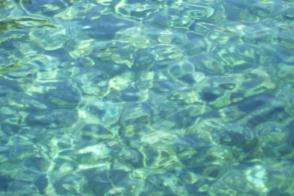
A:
[86, 15, 134, 40]
[286, 121, 294, 147]
[247, 106, 285, 127]
[0, 175, 12, 192]
[237, 93, 273, 112]
[201, 91, 220, 102]
[34, 175, 48, 194]
[179, 74, 195, 84]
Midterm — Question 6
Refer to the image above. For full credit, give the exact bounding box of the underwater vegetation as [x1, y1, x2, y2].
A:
[0, 0, 293, 195]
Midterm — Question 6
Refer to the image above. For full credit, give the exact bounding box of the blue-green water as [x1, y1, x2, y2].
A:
[0, 0, 293, 195]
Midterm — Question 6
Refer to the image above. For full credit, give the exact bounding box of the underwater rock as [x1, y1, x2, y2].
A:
[34, 175, 48, 194]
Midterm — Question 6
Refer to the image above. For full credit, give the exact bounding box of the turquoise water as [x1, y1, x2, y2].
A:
[0, 0, 293, 195]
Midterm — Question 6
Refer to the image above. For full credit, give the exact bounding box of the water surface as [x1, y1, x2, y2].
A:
[0, 0, 293, 195]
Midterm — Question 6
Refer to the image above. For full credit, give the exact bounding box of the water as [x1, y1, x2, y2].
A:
[0, 0, 293, 195]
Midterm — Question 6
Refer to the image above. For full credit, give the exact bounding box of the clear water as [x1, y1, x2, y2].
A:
[0, 0, 293, 195]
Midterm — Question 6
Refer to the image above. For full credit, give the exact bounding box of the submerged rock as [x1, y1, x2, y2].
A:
[34, 175, 48, 194]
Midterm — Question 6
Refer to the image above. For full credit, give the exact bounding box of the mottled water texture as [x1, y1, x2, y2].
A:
[0, 0, 293, 195]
